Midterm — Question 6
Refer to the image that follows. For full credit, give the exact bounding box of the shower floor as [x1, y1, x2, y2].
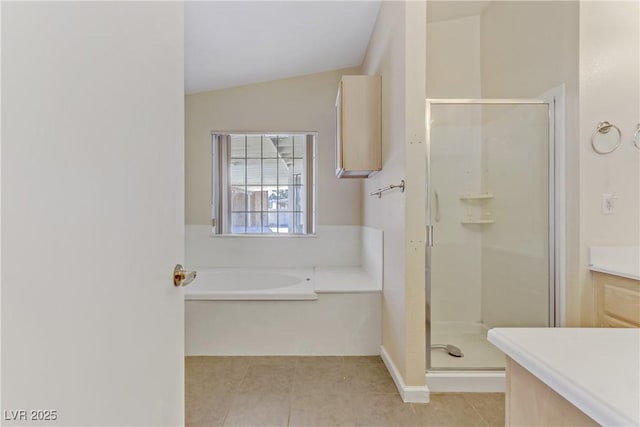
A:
[430, 321, 505, 370]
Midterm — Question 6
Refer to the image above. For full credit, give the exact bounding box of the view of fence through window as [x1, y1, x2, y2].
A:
[212, 133, 315, 235]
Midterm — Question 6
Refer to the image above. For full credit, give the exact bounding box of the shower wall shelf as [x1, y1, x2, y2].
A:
[460, 194, 494, 200]
[460, 194, 494, 224]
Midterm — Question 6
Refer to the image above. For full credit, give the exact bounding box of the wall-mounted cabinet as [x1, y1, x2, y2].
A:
[335, 75, 381, 178]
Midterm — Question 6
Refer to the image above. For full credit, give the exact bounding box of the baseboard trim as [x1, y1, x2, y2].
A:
[426, 370, 505, 392]
[380, 346, 430, 403]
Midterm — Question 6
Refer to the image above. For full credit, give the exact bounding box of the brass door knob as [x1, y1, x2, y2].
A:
[174, 264, 197, 287]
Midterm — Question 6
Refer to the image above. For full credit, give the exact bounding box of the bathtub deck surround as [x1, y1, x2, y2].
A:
[184, 225, 384, 356]
[185, 356, 505, 427]
[184, 268, 317, 301]
[183, 266, 381, 301]
[186, 291, 381, 356]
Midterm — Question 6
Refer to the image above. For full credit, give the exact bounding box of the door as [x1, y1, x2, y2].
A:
[425, 100, 555, 370]
[2, 3, 185, 425]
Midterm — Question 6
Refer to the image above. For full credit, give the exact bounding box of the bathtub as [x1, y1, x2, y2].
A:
[184, 268, 316, 301]
[184, 266, 382, 356]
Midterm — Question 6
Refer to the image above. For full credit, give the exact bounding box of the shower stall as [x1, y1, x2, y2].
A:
[425, 99, 561, 388]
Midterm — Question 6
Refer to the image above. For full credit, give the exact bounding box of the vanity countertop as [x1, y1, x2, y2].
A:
[589, 246, 640, 280]
[488, 328, 640, 427]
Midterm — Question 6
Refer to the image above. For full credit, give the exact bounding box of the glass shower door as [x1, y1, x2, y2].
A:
[426, 100, 554, 371]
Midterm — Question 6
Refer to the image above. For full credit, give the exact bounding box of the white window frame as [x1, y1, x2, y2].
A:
[211, 132, 317, 236]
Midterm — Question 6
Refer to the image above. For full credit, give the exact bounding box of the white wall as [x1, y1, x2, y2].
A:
[578, 1, 640, 325]
[361, 1, 426, 389]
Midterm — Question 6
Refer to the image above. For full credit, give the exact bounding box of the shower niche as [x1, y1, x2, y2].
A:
[425, 99, 557, 374]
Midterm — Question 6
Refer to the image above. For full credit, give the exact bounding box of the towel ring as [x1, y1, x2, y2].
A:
[591, 121, 621, 154]
[633, 124, 640, 151]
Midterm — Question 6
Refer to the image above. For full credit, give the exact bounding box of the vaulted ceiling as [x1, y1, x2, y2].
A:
[184, 1, 382, 94]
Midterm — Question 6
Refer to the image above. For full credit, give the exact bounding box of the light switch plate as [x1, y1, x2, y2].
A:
[602, 193, 617, 214]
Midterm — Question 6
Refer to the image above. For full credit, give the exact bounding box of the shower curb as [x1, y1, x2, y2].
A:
[426, 370, 505, 392]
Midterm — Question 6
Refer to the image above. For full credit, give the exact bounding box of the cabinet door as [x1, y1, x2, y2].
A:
[595, 272, 640, 327]
[335, 75, 381, 178]
[602, 314, 638, 328]
[603, 283, 640, 326]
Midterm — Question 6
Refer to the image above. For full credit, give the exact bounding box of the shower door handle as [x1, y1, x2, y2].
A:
[426, 225, 434, 247]
[174, 264, 197, 287]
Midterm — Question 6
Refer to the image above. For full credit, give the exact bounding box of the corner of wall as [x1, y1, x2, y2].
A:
[359, 0, 427, 389]
[381, 346, 429, 403]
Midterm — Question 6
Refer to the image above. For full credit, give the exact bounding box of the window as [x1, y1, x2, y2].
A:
[212, 133, 316, 235]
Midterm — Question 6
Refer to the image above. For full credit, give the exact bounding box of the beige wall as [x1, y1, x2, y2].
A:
[361, 1, 426, 387]
[426, 15, 481, 99]
[578, 1, 640, 325]
[480, 1, 579, 100]
[185, 68, 361, 227]
[480, 1, 580, 325]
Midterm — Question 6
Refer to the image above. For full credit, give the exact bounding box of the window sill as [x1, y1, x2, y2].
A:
[208, 233, 317, 239]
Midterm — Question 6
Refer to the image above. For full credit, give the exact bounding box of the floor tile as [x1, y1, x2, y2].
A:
[223, 393, 291, 427]
[289, 392, 356, 426]
[344, 362, 398, 394]
[413, 393, 486, 427]
[293, 363, 348, 394]
[186, 357, 249, 393]
[246, 356, 300, 367]
[239, 365, 295, 394]
[295, 356, 344, 367]
[185, 356, 505, 427]
[342, 356, 384, 367]
[185, 391, 234, 427]
[351, 393, 418, 426]
[463, 393, 505, 427]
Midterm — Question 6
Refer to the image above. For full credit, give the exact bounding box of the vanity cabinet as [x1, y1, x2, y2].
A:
[594, 272, 640, 327]
[489, 328, 639, 427]
[335, 75, 381, 178]
[506, 358, 599, 427]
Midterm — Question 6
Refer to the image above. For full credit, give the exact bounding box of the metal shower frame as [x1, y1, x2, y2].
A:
[424, 98, 561, 372]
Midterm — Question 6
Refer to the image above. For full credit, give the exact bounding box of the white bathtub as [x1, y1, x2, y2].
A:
[184, 268, 316, 301]
[185, 267, 382, 356]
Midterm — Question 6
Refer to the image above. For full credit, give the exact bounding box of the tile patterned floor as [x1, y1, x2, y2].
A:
[186, 356, 505, 427]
